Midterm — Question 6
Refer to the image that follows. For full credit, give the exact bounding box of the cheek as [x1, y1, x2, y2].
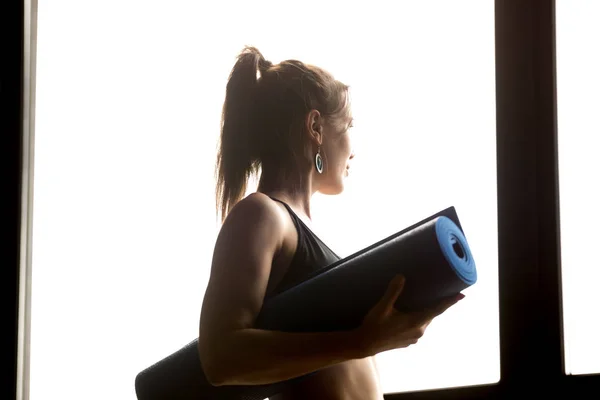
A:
[336, 138, 352, 175]
[343, 134, 352, 158]
[324, 133, 352, 174]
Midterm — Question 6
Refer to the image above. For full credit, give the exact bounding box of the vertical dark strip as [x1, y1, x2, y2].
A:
[534, 0, 565, 382]
[2, 0, 25, 399]
[495, 0, 564, 394]
[495, 0, 539, 385]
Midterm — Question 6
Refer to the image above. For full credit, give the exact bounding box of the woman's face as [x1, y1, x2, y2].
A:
[316, 111, 355, 195]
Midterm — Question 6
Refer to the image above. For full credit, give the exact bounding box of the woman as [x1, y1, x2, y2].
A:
[198, 46, 464, 400]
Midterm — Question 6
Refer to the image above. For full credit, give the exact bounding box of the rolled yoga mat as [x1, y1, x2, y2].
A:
[135, 207, 477, 400]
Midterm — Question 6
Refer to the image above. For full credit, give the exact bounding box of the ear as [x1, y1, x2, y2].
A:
[305, 109, 323, 146]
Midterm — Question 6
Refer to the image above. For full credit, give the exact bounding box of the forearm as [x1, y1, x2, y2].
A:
[206, 328, 367, 386]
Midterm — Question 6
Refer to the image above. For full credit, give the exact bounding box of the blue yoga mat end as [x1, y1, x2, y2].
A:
[435, 216, 477, 286]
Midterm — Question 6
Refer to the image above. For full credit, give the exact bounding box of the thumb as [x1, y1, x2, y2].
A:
[379, 275, 405, 312]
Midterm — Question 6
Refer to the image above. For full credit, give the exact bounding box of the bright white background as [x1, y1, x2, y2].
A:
[556, 1, 600, 376]
[30, 1, 500, 399]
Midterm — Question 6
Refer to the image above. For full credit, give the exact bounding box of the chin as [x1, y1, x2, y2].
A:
[318, 180, 345, 196]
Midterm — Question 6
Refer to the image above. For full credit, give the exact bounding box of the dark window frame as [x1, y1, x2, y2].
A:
[6, 0, 25, 399]
[5, 0, 598, 398]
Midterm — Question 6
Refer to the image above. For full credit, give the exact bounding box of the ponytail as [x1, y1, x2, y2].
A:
[215, 46, 271, 223]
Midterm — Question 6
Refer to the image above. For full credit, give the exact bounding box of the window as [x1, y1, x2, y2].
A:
[29, 1, 498, 398]
[17, 1, 600, 400]
[556, 0, 600, 376]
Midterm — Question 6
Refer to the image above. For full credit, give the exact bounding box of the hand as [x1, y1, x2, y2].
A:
[355, 275, 464, 357]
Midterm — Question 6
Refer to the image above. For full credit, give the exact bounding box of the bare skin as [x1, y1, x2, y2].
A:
[198, 109, 463, 399]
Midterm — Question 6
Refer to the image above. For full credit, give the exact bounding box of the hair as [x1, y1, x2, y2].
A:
[215, 46, 350, 222]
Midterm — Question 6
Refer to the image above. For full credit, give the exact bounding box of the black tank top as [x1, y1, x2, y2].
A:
[266, 196, 340, 300]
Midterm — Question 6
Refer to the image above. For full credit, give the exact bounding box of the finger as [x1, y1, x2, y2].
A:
[421, 319, 432, 331]
[380, 275, 405, 312]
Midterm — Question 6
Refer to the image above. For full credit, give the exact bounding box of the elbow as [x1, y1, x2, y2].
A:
[198, 341, 231, 387]
[205, 370, 227, 387]
[202, 361, 225, 387]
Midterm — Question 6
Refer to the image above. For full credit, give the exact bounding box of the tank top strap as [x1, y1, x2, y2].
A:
[266, 195, 339, 259]
[268, 195, 295, 216]
[264, 194, 341, 297]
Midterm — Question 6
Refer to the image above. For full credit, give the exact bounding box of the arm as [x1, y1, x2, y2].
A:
[198, 194, 365, 386]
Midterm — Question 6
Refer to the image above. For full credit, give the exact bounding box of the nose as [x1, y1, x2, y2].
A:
[349, 150, 356, 160]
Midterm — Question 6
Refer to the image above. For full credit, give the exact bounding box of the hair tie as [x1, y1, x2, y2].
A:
[258, 59, 272, 75]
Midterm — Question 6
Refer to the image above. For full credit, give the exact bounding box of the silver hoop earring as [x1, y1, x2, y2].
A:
[315, 147, 324, 174]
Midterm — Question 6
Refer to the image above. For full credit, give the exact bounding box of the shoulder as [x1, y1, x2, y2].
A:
[226, 192, 285, 224]
[218, 192, 290, 244]
[230, 192, 279, 215]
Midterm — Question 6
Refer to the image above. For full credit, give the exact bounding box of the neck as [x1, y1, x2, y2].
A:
[257, 167, 316, 219]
